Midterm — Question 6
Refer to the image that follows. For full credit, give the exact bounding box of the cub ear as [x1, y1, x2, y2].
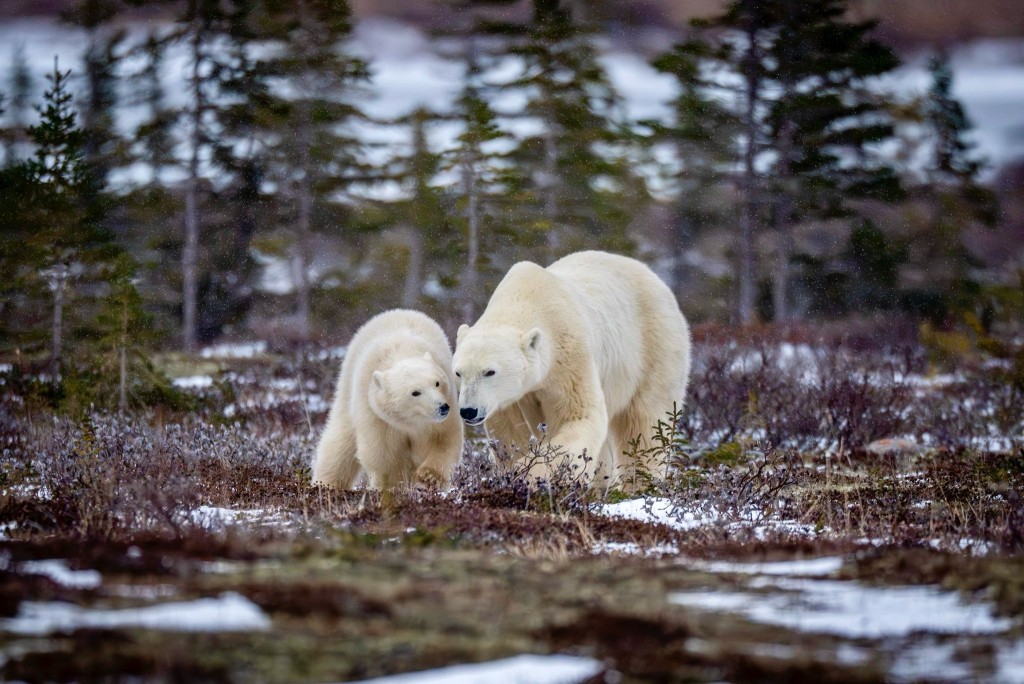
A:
[422, 351, 433, 363]
[457, 324, 470, 343]
[372, 371, 384, 390]
[523, 328, 542, 352]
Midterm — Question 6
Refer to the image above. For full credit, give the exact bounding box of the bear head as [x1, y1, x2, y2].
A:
[368, 352, 453, 429]
[451, 323, 551, 426]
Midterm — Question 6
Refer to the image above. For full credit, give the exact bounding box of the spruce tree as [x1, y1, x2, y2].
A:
[25, 60, 117, 379]
[385, 107, 449, 311]
[3, 45, 33, 166]
[95, 253, 167, 414]
[486, 0, 644, 259]
[674, 0, 903, 321]
[913, 51, 996, 322]
[133, 32, 175, 180]
[62, 0, 129, 213]
[164, 0, 235, 351]
[448, 48, 517, 323]
[650, 39, 739, 302]
[244, 0, 371, 344]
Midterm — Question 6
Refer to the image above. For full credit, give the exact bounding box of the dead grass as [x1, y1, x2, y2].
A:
[0, 324, 1022, 681]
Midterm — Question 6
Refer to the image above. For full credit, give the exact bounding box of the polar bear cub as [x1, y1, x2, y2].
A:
[313, 309, 464, 490]
[452, 250, 691, 488]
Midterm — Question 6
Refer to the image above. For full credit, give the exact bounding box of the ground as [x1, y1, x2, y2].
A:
[1, 323, 1023, 683]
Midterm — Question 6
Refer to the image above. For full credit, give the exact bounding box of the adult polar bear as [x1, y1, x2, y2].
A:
[313, 309, 463, 490]
[452, 250, 690, 487]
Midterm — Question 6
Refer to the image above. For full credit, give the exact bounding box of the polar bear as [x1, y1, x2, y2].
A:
[452, 250, 690, 488]
[313, 309, 464, 490]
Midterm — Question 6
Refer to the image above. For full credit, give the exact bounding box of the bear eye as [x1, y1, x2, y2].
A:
[455, 372, 461, 378]
[484, 369, 496, 377]
[411, 390, 421, 397]
[435, 381, 440, 387]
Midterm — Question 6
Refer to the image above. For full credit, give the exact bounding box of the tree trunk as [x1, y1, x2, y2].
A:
[50, 263, 67, 383]
[671, 205, 696, 302]
[543, 96, 559, 257]
[737, 16, 761, 326]
[182, 21, 202, 353]
[296, 104, 313, 345]
[401, 226, 424, 309]
[118, 302, 127, 416]
[772, 120, 796, 324]
[461, 150, 480, 323]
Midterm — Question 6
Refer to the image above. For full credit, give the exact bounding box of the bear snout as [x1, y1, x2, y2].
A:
[438, 403, 450, 417]
[459, 406, 484, 424]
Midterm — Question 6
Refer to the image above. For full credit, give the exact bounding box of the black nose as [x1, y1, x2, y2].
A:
[439, 403, 450, 416]
[460, 407, 478, 422]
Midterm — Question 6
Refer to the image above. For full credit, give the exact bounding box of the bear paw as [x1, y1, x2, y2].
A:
[414, 465, 445, 489]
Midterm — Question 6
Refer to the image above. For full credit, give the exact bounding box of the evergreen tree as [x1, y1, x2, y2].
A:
[94, 253, 169, 414]
[910, 51, 997, 322]
[3, 45, 33, 166]
[486, 0, 644, 258]
[24, 61, 118, 378]
[385, 107, 450, 311]
[244, 0, 371, 344]
[132, 32, 176, 180]
[764, 0, 902, 321]
[162, 0, 236, 351]
[674, 0, 903, 322]
[650, 39, 740, 302]
[448, 48, 517, 323]
[62, 0, 129, 212]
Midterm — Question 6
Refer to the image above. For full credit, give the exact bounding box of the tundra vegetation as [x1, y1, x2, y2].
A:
[1, 0, 1023, 680]
[1, 321, 1023, 682]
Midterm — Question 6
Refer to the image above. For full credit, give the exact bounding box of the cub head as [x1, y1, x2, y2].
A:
[451, 323, 551, 426]
[369, 352, 453, 428]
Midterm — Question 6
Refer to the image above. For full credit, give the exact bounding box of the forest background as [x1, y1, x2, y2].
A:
[1, 0, 1022, 413]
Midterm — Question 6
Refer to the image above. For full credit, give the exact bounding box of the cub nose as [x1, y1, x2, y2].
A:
[439, 403, 450, 416]
[460, 407, 478, 422]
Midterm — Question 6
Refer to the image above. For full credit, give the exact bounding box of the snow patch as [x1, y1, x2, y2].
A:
[171, 374, 214, 389]
[19, 560, 102, 590]
[1, 592, 271, 635]
[200, 341, 267, 359]
[671, 576, 1013, 639]
[593, 541, 679, 557]
[187, 506, 286, 530]
[595, 498, 817, 539]
[690, 556, 843, 577]
[342, 654, 603, 684]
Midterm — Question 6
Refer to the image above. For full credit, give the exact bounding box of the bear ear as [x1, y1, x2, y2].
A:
[372, 371, 384, 390]
[523, 328, 542, 352]
[422, 351, 433, 363]
[457, 324, 470, 342]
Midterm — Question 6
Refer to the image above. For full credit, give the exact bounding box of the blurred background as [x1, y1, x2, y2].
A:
[0, 1, 1022, 380]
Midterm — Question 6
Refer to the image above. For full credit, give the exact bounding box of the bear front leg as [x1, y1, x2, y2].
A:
[313, 416, 361, 489]
[529, 414, 608, 486]
[413, 428, 463, 488]
[356, 428, 414, 490]
[530, 363, 609, 486]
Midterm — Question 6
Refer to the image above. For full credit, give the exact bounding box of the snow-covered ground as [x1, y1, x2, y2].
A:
[672, 577, 1013, 639]
[671, 573, 1024, 683]
[596, 497, 818, 539]
[17, 559, 102, 590]
[342, 655, 604, 684]
[1, 592, 271, 635]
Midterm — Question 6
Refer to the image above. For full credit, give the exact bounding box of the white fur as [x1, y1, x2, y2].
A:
[452, 251, 691, 488]
[313, 310, 464, 490]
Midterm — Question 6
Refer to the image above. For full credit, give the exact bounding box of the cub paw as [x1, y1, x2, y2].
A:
[414, 465, 445, 489]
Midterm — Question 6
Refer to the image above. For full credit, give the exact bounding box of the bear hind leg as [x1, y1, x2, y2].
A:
[612, 398, 674, 491]
[313, 421, 362, 489]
